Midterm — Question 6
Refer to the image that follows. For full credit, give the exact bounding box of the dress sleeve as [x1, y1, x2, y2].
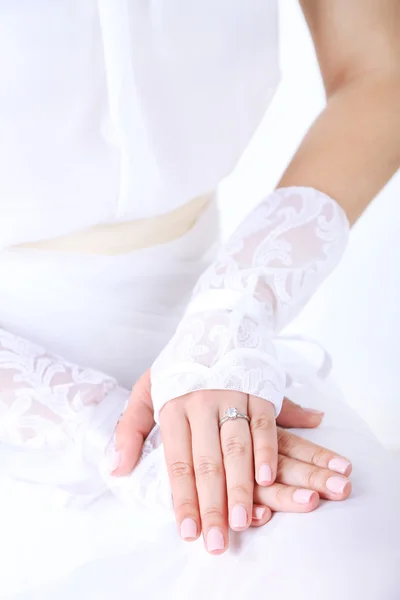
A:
[151, 186, 350, 419]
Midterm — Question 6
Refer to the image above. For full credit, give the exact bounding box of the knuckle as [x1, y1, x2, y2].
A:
[187, 390, 214, 406]
[251, 415, 274, 432]
[274, 485, 287, 505]
[276, 454, 287, 479]
[277, 431, 296, 455]
[186, 394, 216, 418]
[169, 460, 194, 479]
[195, 458, 222, 479]
[222, 436, 246, 458]
[306, 468, 321, 489]
[201, 505, 224, 522]
[310, 446, 329, 466]
[174, 497, 197, 513]
[160, 399, 183, 421]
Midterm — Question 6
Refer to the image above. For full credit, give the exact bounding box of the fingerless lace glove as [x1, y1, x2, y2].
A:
[0, 328, 127, 464]
[151, 187, 350, 419]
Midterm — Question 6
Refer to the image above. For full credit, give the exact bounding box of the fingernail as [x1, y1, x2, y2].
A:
[230, 505, 247, 529]
[302, 408, 325, 416]
[252, 506, 266, 521]
[293, 489, 315, 504]
[328, 457, 351, 475]
[258, 464, 272, 484]
[180, 518, 197, 540]
[104, 448, 121, 474]
[326, 476, 350, 494]
[206, 528, 225, 553]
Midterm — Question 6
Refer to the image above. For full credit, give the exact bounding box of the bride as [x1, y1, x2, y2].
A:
[0, 1, 399, 598]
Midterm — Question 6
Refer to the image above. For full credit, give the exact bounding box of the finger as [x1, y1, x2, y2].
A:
[189, 393, 228, 555]
[219, 392, 253, 533]
[277, 455, 352, 501]
[113, 370, 155, 476]
[277, 428, 352, 476]
[254, 482, 320, 513]
[249, 395, 277, 487]
[250, 505, 273, 528]
[160, 402, 200, 542]
[277, 397, 324, 429]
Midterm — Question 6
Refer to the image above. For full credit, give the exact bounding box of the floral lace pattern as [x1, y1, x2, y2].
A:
[0, 328, 118, 449]
[151, 187, 350, 419]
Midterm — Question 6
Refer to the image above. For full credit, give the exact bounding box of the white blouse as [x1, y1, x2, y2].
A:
[0, 0, 280, 249]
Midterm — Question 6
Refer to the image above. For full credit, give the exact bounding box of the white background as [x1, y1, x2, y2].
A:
[219, 0, 400, 452]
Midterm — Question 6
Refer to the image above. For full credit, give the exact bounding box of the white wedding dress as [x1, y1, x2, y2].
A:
[0, 2, 399, 599]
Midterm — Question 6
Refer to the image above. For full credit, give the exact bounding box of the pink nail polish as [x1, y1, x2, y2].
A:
[258, 464, 272, 484]
[326, 476, 349, 494]
[302, 408, 325, 416]
[328, 457, 351, 475]
[252, 506, 266, 521]
[293, 489, 315, 504]
[180, 518, 197, 540]
[104, 448, 121, 474]
[206, 528, 225, 552]
[230, 505, 247, 529]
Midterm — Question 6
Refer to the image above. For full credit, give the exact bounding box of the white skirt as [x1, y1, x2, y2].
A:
[0, 202, 399, 600]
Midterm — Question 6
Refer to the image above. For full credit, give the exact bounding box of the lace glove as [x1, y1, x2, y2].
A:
[151, 186, 350, 419]
[0, 328, 129, 486]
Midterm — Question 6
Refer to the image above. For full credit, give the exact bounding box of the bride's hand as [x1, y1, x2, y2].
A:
[116, 371, 280, 552]
[114, 371, 351, 553]
[249, 427, 352, 528]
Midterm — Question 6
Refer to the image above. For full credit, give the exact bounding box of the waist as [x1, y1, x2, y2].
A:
[13, 192, 215, 255]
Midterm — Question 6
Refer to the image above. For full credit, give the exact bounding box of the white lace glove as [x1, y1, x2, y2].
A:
[0, 328, 131, 498]
[151, 187, 350, 419]
[0, 328, 170, 510]
[0, 328, 123, 450]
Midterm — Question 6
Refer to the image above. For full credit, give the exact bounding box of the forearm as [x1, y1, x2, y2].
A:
[278, 73, 400, 225]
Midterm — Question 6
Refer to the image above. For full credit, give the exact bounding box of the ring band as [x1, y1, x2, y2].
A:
[219, 407, 250, 429]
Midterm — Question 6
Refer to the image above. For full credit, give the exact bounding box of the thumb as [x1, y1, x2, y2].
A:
[276, 397, 324, 429]
[112, 369, 155, 476]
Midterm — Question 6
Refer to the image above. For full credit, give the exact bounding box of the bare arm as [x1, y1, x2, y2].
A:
[278, 0, 400, 224]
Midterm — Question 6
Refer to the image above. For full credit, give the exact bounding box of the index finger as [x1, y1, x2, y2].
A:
[277, 428, 352, 476]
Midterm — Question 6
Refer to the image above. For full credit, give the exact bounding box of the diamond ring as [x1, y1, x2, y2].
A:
[219, 407, 250, 429]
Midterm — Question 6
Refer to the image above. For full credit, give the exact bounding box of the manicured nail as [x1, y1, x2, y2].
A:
[252, 506, 266, 521]
[104, 448, 121, 474]
[180, 518, 197, 540]
[326, 476, 350, 494]
[302, 408, 325, 416]
[293, 489, 315, 504]
[230, 505, 247, 529]
[258, 464, 272, 484]
[206, 528, 225, 553]
[328, 457, 351, 475]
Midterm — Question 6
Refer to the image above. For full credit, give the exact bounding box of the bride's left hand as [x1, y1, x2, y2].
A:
[114, 371, 352, 538]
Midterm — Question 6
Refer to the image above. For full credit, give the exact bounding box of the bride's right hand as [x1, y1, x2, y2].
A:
[114, 371, 352, 533]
